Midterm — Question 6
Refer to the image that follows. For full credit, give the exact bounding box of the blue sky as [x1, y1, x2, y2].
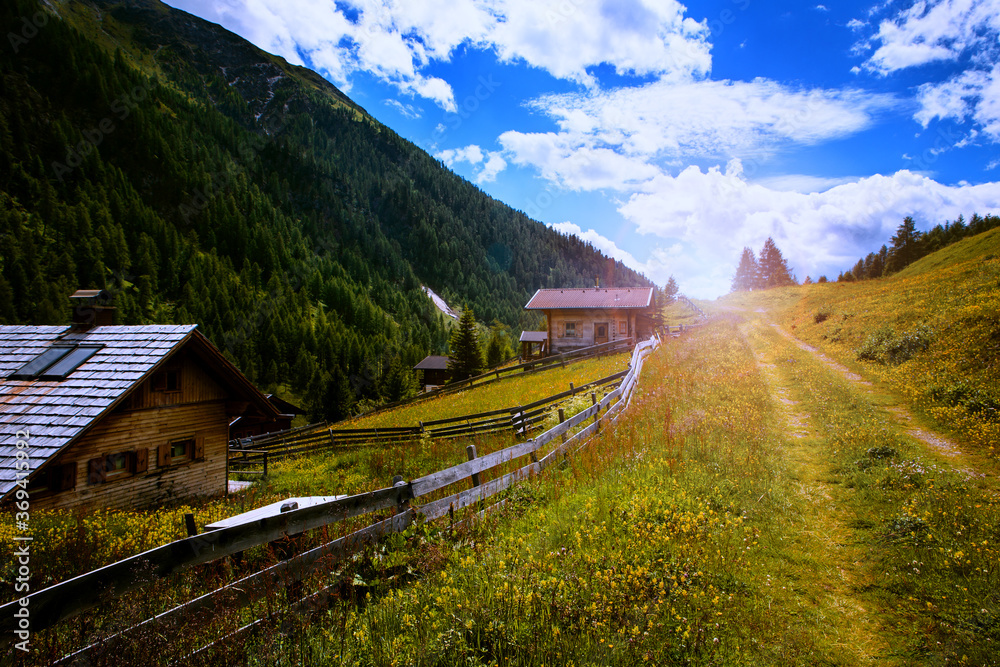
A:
[165, 0, 1000, 298]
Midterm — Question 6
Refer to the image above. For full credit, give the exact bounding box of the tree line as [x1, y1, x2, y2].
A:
[833, 213, 1000, 283]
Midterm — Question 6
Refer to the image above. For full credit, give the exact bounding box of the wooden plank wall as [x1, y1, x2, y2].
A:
[30, 354, 231, 511]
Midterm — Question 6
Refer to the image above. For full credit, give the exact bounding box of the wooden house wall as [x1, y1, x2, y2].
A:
[29, 352, 231, 511]
[546, 308, 641, 353]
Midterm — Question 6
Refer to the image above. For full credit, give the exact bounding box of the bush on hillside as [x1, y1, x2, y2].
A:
[857, 325, 933, 365]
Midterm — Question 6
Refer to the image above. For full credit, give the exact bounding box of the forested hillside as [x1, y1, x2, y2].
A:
[0, 0, 648, 418]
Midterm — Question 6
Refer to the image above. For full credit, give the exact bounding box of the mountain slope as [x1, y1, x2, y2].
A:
[782, 227, 1000, 456]
[0, 0, 649, 418]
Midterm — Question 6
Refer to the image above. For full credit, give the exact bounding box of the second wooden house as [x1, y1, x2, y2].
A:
[523, 287, 656, 355]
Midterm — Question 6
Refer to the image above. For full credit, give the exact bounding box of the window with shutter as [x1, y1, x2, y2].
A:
[60, 462, 77, 491]
[135, 448, 148, 474]
[88, 458, 107, 485]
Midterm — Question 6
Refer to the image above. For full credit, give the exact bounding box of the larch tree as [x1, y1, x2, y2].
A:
[758, 237, 794, 288]
[730, 248, 759, 292]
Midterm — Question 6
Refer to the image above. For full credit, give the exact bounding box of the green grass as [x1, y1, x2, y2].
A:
[342, 351, 630, 429]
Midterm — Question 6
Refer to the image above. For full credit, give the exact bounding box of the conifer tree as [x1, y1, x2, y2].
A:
[447, 306, 483, 382]
[664, 276, 679, 303]
[731, 248, 759, 292]
[758, 237, 794, 288]
[885, 216, 923, 274]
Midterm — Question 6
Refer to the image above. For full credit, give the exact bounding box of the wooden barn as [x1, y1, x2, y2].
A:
[0, 320, 279, 512]
[413, 355, 450, 391]
[523, 287, 656, 355]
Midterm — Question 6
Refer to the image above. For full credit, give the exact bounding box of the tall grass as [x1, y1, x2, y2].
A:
[238, 319, 827, 665]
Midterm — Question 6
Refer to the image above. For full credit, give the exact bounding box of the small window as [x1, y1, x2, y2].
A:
[105, 452, 130, 478]
[564, 322, 578, 338]
[153, 369, 181, 392]
[159, 437, 198, 467]
[170, 438, 193, 462]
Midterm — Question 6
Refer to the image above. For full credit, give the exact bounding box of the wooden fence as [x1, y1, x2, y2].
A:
[228, 369, 630, 476]
[0, 335, 663, 660]
[342, 336, 636, 421]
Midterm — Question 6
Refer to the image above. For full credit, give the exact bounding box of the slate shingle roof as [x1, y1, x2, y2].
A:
[0, 325, 197, 499]
[524, 287, 654, 310]
[413, 355, 450, 371]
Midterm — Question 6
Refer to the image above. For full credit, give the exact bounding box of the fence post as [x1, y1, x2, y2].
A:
[570, 382, 575, 395]
[184, 513, 198, 537]
[466, 445, 481, 487]
[558, 408, 567, 444]
[262, 452, 268, 478]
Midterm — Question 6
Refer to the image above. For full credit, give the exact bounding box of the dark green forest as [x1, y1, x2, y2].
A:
[0, 0, 649, 419]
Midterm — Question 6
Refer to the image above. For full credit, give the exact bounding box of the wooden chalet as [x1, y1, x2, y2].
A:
[413, 355, 450, 390]
[0, 312, 279, 512]
[523, 287, 656, 355]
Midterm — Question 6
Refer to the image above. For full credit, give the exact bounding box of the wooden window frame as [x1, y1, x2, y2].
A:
[28, 463, 77, 494]
[619, 321, 627, 335]
[563, 321, 581, 338]
[158, 436, 205, 468]
[152, 368, 182, 393]
[88, 450, 146, 486]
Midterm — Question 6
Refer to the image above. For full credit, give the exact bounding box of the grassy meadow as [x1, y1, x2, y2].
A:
[725, 227, 1000, 460]
[341, 351, 631, 429]
[8, 233, 1000, 665]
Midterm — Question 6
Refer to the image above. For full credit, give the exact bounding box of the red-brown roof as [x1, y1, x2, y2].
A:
[524, 288, 654, 310]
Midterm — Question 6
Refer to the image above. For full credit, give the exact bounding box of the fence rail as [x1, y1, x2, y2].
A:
[339, 337, 636, 421]
[0, 333, 666, 660]
[228, 369, 630, 474]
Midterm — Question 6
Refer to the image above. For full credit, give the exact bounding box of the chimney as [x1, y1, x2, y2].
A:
[595, 276, 600, 288]
[69, 289, 115, 332]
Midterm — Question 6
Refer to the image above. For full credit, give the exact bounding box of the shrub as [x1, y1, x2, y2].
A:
[813, 307, 831, 324]
[857, 324, 933, 365]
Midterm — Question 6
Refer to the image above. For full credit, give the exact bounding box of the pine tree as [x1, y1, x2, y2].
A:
[447, 306, 483, 382]
[663, 276, 679, 303]
[757, 237, 793, 288]
[885, 216, 923, 274]
[731, 248, 759, 292]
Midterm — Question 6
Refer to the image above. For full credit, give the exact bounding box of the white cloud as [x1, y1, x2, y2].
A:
[497, 78, 893, 190]
[435, 144, 507, 183]
[384, 99, 422, 118]
[856, 0, 1000, 142]
[165, 0, 712, 109]
[478, 152, 508, 183]
[550, 222, 643, 271]
[616, 163, 1000, 297]
[488, 0, 711, 85]
[861, 0, 1000, 73]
